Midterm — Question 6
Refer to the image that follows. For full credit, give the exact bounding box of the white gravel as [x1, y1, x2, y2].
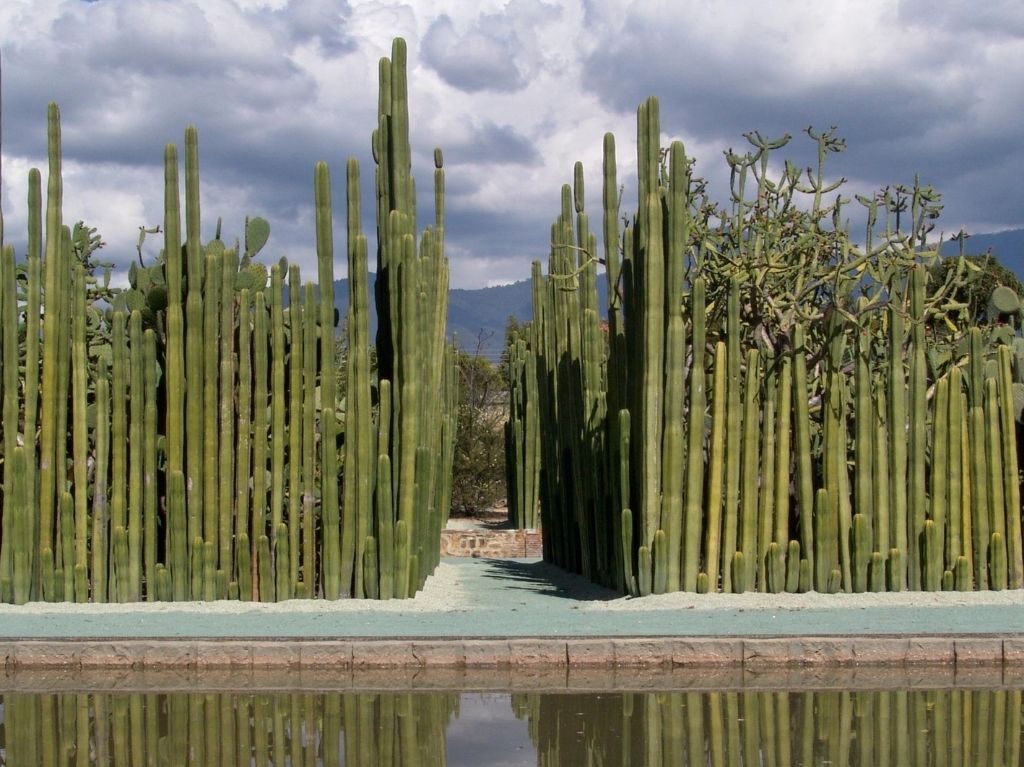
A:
[0, 563, 467, 614]
[512, 560, 1024, 611]
[585, 587, 1024, 611]
[0, 559, 1020, 615]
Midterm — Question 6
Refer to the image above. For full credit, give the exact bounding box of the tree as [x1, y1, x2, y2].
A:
[935, 249, 1024, 326]
[450, 337, 508, 515]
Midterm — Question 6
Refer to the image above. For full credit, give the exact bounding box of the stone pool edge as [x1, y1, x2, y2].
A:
[2, 634, 1022, 670]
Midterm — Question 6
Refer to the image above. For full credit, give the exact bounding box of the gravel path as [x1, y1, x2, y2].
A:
[1, 558, 1022, 614]
[0, 558, 1020, 638]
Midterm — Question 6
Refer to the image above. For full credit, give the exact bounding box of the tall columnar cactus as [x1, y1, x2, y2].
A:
[37, 103, 66, 600]
[0, 39, 450, 604]
[0, 245, 18, 600]
[505, 331, 540, 529]
[361, 37, 452, 598]
[520, 94, 1024, 595]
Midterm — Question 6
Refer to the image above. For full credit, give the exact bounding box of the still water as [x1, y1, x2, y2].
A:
[1, 687, 1021, 765]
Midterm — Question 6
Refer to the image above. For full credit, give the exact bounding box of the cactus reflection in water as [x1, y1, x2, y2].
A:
[0, 691, 458, 765]
[0, 38, 454, 603]
[514, 95, 1024, 595]
[0, 687, 1020, 764]
[512, 688, 1024, 766]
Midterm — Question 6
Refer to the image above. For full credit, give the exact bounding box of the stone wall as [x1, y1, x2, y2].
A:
[440, 529, 543, 558]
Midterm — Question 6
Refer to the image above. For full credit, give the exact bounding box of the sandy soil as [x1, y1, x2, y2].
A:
[509, 559, 1024, 611]
[0, 563, 467, 614]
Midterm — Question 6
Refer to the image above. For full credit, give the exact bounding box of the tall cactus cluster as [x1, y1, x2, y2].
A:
[0, 38, 453, 603]
[512, 96, 1024, 594]
[513, 688, 1023, 765]
[505, 332, 541, 529]
[1, 690, 457, 765]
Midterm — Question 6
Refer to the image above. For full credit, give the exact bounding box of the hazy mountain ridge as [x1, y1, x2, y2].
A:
[332, 274, 607, 359]
[330, 229, 1022, 360]
[938, 228, 1024, 274]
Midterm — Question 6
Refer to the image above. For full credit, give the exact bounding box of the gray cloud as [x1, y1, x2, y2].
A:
[443, 121, 540, 166]
[897, 0, 1024, 38]
[422, 14, 526, 93]
[273, 0, 355, 56]
[2, 0, 1023, 291]
[580, 4, 1024, 238]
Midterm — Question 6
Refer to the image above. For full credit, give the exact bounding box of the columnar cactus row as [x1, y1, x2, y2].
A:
[513, 688, 1023, 765]
[0, 38, 453, 603]
[514, 95, 1024, 594]
[505, 332, 540, 529]
[366, 38, 456, 598]
[0, 690, 458, 765]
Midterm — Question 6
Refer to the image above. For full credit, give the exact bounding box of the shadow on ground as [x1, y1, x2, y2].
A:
[479, 559, 620, 602]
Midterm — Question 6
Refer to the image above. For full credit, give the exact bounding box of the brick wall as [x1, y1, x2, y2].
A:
[440, 529, 543, 558]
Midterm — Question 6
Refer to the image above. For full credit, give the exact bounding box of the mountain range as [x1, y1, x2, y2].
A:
[333, 228, 1023, 361]
[332, 274, 606, 361]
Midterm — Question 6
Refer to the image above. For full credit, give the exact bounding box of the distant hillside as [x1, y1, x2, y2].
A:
[333, 274, 607, 361]
[939, 228, 1024, 277]
[447, 281, 534, 355]
[328, 228, 1022, 361]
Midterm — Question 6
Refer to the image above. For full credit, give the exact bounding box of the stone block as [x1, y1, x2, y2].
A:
[194, 641, 252, 670]
[79, 641, 141, 669]
[1003, 637, 1024, 665]
[509, 638, 566, 666]
[411, 641, 465, 667]
[566, 639, 615, 667]
[851, 637, 910, 665]
[351, 640, 415, 668]
[744, 638, 856, 667]
[15, 641, 80, 668]
[954, 638, 1004, 666]
[613, 638, 674, 667]
[668, 638, 742, 667]
[139, 641, 196, 669]
[463, 639, 510, 667]
[905, 638, 955, 665]
[300, 641, 352, 669]
[0, 641, 19, 671]
[249, 641, 300, 669]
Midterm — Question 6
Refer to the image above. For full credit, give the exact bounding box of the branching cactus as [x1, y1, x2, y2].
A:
[519, 95, 1024, 595]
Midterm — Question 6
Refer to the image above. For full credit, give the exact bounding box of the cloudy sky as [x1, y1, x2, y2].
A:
[0, 0, 1022, 288]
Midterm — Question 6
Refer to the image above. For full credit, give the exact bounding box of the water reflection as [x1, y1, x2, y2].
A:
[513, 689, 1024, 766]
[0, 688, 1020, 765]
[0, 691, 458, 765]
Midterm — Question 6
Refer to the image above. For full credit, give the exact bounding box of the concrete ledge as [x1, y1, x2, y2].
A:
[2, 635, 1021, 674]
[954, 638, 1005, 665]
[300, 641, 352, 669]
[509, 638, 566, 666]
[744, 638, 857, 668]
[668, 638, 744, 667]
[566, 639, 615, 667]
[464, 639, 510, 667]
[3, 661, 1022, 694]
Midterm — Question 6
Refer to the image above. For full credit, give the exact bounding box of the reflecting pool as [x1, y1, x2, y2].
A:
[1, 686, 1021, 765]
